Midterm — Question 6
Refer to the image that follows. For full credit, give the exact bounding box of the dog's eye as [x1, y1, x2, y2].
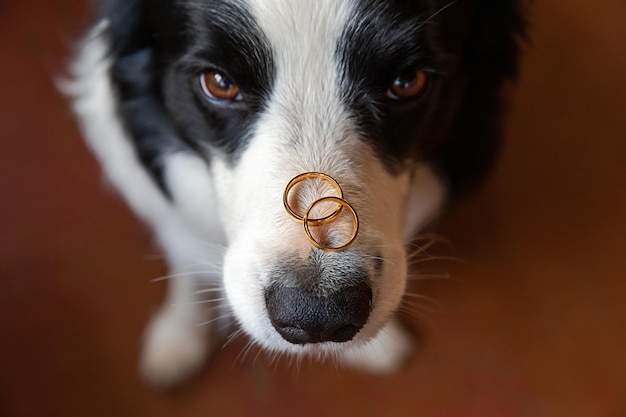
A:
[387, 70, 429, 100]
[200, 71, 241, 101]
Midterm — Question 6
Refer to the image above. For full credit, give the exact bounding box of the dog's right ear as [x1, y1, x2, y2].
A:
[96, 0, 150, 58]
[87, 0, 188, 196]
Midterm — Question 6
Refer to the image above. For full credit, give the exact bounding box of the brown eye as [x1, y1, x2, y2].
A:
[387, 70, 429, 100]
[200, 71, 241, 101]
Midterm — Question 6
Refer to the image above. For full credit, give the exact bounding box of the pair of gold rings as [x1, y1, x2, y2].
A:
[283, 172, 359, 252]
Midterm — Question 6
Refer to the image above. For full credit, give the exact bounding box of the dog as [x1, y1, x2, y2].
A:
[66, 0, 525, 387]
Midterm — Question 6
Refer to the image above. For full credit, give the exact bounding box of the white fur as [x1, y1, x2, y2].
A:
[66, 23, 225, 387]
[339, 318, 413, 373]
[68, 2, 445, 387]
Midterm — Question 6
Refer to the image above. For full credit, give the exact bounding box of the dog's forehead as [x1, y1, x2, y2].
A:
[246, 0, 352, 41]
[245, 0, 354, 101]
[245, 0, 432, 47]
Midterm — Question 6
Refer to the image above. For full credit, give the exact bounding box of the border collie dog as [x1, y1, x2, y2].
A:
[68, 0, 525, 387]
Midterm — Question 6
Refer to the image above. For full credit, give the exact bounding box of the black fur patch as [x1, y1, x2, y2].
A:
[337, 0, 447, 173]
[339, 0, 526, 198]
[100, 0, 275, 195]
[154, 1, 275, 158]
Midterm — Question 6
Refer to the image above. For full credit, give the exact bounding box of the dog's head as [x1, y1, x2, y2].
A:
[95, 0, 525, 356]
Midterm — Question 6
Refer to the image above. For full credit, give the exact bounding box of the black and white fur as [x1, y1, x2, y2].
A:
[66, 0, 525, 387]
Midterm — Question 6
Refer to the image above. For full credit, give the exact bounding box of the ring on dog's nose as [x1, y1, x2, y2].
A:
[283, 172, 343, 226]
[303, 196, 359, 252]
[284, 172, 359, 251]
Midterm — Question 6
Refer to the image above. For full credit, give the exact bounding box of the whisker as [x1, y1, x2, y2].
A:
[408, 255, 464, 265]
[150, 268, 223, 283]
[171, 297, 228, 307]
[364, 253, 395, 266]
[252, 344, 266, 366]
[215, 316, 236, 335]
[185, 237, 228, 255]
[406, 272, 452, 281]
[396, 305, 436, 327]
[407, 242, 438, 258]
[222, 328, 244, 350]
[187, 258, 224, 270]
[196, 311, 235, 327]
[268, 349, 282, 371]
[194, 287, 224, 294]
[416, 0, 458, 31]
[288, 352, 303, 376]
[233, 340, 255, 367]
[411, 232, 451, 243]
[151, 271, 199, 283]
[401, 293, 445, 312]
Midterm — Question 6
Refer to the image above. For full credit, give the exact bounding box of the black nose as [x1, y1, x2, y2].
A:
[265, 283, 372, 344]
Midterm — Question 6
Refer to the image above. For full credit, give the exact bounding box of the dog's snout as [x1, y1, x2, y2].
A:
[265, 283, 372, 345]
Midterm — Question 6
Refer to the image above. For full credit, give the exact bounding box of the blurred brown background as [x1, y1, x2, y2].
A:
[1, 1, 625, 416]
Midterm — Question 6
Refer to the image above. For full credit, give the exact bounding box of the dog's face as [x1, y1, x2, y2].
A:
[148, 0, 473, 355]
[91, 0, 522, 359]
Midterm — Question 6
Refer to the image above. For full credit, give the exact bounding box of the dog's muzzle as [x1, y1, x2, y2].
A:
[267, 173, 370, 345]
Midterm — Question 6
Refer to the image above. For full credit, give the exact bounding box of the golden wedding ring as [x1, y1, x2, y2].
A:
[283, 172, 343, 226]
[283, 172, 359, 251]
[303, 196, 359, 252]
